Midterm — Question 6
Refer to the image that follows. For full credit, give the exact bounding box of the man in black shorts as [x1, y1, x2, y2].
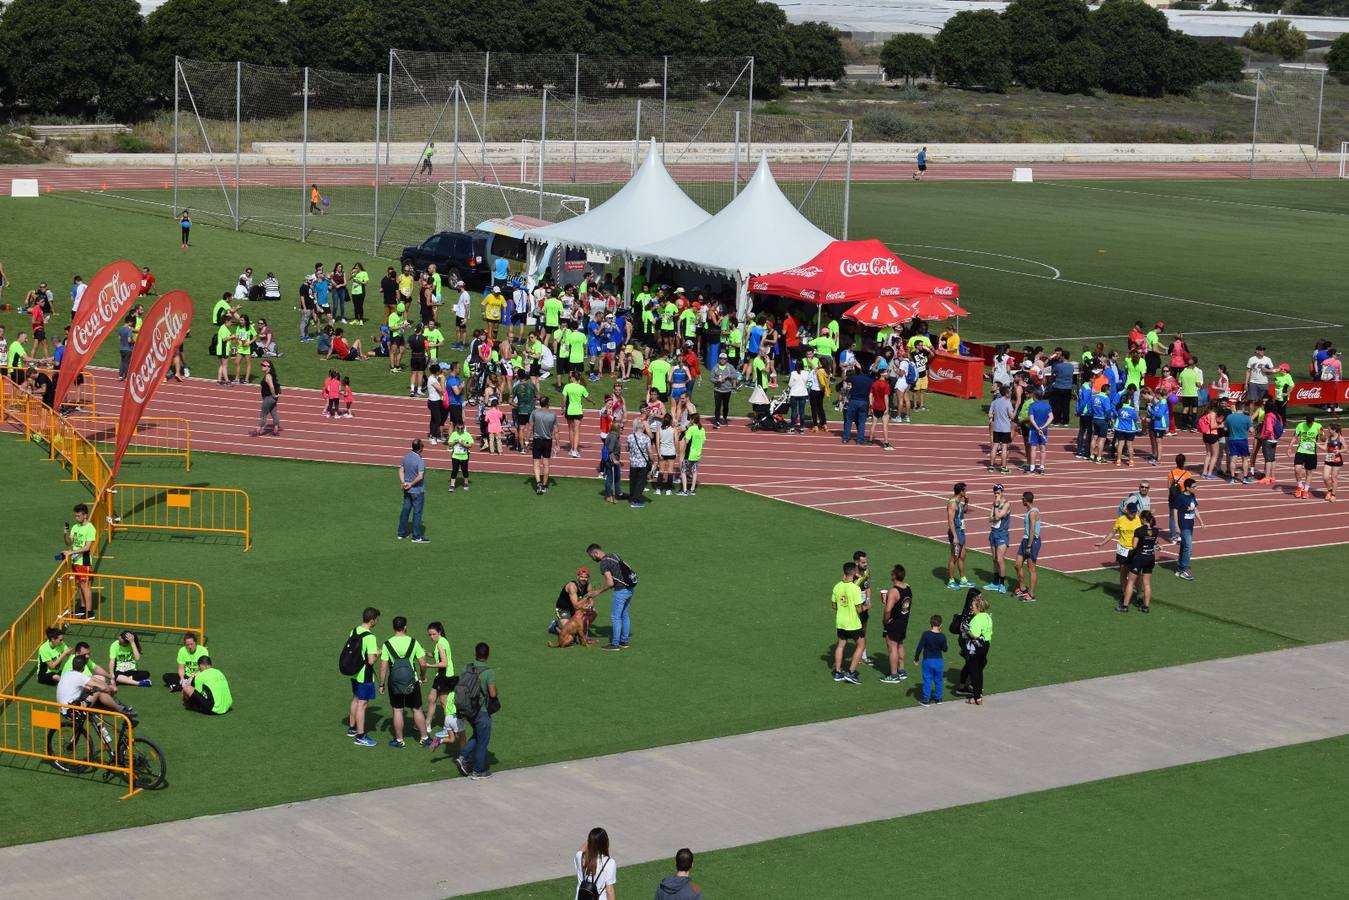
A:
[378, 616, 429, 748]
[880, 564, 913, 684]
[530, 396, 558, 494]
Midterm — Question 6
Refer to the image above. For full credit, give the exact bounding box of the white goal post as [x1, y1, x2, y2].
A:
[519, 139, 643, 183]
[434, 181, 590, 233]
[1340, 142, 1349, 179]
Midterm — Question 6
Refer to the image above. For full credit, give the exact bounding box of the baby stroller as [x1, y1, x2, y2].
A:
[748, 385, 789, 432]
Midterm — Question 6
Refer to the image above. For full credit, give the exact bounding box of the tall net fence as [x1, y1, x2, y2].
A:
[82, 52, 854, 258]
[1250, 66, 1327, 177]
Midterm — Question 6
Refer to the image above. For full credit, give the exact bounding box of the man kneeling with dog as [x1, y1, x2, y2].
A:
[549, 567, 597, 647]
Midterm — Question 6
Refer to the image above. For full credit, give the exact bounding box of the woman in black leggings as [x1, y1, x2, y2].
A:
[960, 595, 993, 704]
[952, 588, 981, 695]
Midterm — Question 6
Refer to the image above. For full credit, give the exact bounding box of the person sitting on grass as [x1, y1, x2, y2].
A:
[107, 631, 153, 688]
[325, 327, 371, 362]
[181, 656, 233, 715]
[162, 631, 209, 693]
[57, 652, 128, 718]
[37, 626, 73, 687]
[551, 568, 596, 642]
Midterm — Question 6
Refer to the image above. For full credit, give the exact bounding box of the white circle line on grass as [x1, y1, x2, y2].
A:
[1042, 181, 1349, 220]
[889, 242, 1062, 279]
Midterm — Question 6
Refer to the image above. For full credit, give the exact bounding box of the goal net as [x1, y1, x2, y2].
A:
[519, 139, 643, 185]
[1250, 65, 1326, 177]
[434, 181, 590, 233]
[1340, 142, 1349, 179]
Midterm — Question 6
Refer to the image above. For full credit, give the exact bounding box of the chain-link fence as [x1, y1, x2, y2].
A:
[84, 51, 854, 257]
[1250, 65, 1327, 178]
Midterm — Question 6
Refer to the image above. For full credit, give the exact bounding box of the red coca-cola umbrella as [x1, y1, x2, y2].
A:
[747, 238, 960, 305]
[895, 296, 970, 321]
[842, 297, 912, 328]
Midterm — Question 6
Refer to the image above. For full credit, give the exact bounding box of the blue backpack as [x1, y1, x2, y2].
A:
[1270, 414, 1285, 440]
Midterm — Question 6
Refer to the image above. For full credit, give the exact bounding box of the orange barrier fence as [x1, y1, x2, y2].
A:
[0, 566, 67, 694]
[58, 574, 205, 636]
[0, 368, 98, 414]
[0, 694, 144, 798]
[109, 483, 252, 551]
[68, 414, 191, 472]
[2, 391, 113, 492]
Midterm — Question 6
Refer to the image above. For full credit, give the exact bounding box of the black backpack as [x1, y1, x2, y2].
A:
[454, 664, 484, 720]
[338, 627, 367, 678]
[607, 554, 638, 587]
[577, 856, 610, 900]
[385, 639, 417, 696]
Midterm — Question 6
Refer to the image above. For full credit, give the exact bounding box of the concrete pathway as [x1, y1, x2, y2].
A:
[5, 641, 1348, 898]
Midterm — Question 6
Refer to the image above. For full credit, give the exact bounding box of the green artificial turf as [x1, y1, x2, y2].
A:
[3, 178, 1346, 427]
[0, 440, 1318, 847]
[467, 734, 1349, 899]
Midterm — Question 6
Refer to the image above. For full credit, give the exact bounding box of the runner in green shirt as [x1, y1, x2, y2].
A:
[678, 414, 707, 496]
[447, 427, 472, 491]
[1290, 415, 1323, 498]
[36, 627, 73, 685]
[64, 505, 98, 619]
[831, 562, 865, 683]
[349, 264, 369, 324]
[347, 608, 381, 746]
[422, 622, 459, 746]
[107, 631, 151, 686]
[648, 355, 673, 398]
[182, 657, 232, 714]
[423, 324, 444, 362]
[1178, 361, 1202, 431]
[215, 321, 234, 385]
[725, 321, 743, 364]
[378, 616, 428, 747]
[543, 295, 564, 329]
[561, 372, 590, 457]
[211, 296, 232, 326]
[171, 631, 209, 691]
[566, 328, 587, 368]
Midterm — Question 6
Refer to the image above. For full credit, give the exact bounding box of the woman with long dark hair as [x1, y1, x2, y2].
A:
[1120, 509, 1158, 614]
[573, 826, 617, 899]
[951, 587, 980, 696]
[251, 360, 281, 436]
[962, 595, 992, 705]
[331, 262, 348, 322]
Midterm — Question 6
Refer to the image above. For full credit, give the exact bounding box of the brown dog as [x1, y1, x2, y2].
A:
[549, 601, 597, 648]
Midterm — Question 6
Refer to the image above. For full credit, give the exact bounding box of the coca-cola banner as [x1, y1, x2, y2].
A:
[110, 291, 193, 479]
[53, 259, 143, 408]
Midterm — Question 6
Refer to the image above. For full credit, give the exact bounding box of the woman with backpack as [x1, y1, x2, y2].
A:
[573, 826, 617, 900]
[950, 588, 981, 696]
[1256, 398, 1283, 486]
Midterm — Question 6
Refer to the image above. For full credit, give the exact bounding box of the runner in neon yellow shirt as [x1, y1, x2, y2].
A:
[679, 414, 706, 495]
[182, 657, 232, 714]
[831, 562, 865, 683]
[561, 372, 589, 457]
[1290, 415, 1323, 498]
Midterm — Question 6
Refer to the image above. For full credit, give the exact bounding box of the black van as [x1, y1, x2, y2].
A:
[401, 231, 491, 289]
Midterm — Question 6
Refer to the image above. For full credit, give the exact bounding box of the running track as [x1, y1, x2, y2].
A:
[0, 160, 1331, 195]
[54, 368, 1349, 574]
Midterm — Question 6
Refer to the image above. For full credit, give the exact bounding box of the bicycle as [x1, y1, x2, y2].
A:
[47, 705, 167, 791]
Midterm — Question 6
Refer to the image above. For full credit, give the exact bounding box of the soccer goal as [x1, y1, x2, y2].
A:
[434, 181, 590, 233]
[519, 139, 644, 184]
[1340, 142, 1349, 179]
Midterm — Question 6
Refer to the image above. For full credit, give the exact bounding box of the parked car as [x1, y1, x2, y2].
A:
[401, 231, 490, 289]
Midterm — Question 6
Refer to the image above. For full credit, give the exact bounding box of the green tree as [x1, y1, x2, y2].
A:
[703, 0, 792, 97]
[1329, 33, 1349, 84]
[1240, 20, 1308, 61]
[934, 10, 1011, 92]
[0, 0, 148, 120]
[784, 21, 846, 87]
[1194, 41, 1244, 84]
[144, 0, 300, 94]
[879, 33, 935, 84]
[1089, 0, 1171, 97]
[1003, 0, 1101, 94]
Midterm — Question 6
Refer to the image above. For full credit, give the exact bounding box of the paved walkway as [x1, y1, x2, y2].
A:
[5, 641, 1348, 898]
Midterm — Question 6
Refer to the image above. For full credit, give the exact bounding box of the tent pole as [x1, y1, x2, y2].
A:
[623, 253, 632, 306]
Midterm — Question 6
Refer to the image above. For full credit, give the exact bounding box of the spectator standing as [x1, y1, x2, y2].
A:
[830, 561, 865, 684]
[913, 615, 948, 706]
[678, 414, 705, 496]
[1245, 345, 1274, 403]
[787, 360, 809, 433]
[250, 360, 281, 436]
[1225, 401, 1254, 484]
[530, 396, 559, 494]
[879, 564, 913, 684]
[626, 419, 652, 508]
[574, 827, 618, 900]
[116, 315, 135, 380]
[455, 642, 498, 780]
[1012, 491, 1041, 602]
[959, 595, 992, 705]
[378, 616, 430, 748]
[710, 352, 735, 428]
[988, 386, 1015, 474]
[63, 503, 97, 619]
[841, 367, 873, 446]
[345, 607, 381, 746]
[1048, 350, 1074, 425]
[602, 417, 624, 503]
[654, 848, 701, 900]
[1174, 477, 1202, 580]
[397, 440, 428, 542]
[589, 543, 638, 651]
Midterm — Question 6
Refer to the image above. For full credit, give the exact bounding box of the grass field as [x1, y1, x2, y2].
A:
[466, 734, 1349, 898]
[2, 178, 1344, 426]
[4, 435, 1346, 847]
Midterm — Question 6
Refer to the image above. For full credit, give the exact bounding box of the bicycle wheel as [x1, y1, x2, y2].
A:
[47, 723, 94, 774]
[127, 736, 167, 790]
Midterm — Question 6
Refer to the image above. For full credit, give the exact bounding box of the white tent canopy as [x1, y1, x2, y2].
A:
[632, 154, 832, 316]
[525, 138, 710, 258]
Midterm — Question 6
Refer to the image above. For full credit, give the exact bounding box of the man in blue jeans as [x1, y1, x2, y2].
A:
[1175, 477, 1202, 580]
[456, 642, 497, 780]
[397, 440, 428, 543]
[842, 369, 874, 446]
[588, 542, 637, 651]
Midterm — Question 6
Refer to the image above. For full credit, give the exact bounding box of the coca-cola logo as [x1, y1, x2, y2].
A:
[933, 286, 955, 297]
[1293, 386, 1325, 402]
[800, 290, 817, 300]
[128, 302, 190, 405]
[781, 265, 822, 278]
[70, 269, 137, 355]
[929, 367, 958, 382]
[749, 280, 769, 292]
[839, 257, 901, 278]
[879, 287, 902, 297]
[825, 290, 847, 301]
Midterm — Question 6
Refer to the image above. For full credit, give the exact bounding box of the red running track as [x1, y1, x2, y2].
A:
[0, 160, 1330, 195]
[46, 367, 1349, 574]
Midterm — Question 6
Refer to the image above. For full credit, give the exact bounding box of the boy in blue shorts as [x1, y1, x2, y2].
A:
[1147, 389, 1170, 466]
[1026, 388, 1053, 474]
[914, 615, 948, 706]
[1113, 399, 1140, 467]
[1013, 491, 1041, 602]
[945, 483, 974, 590]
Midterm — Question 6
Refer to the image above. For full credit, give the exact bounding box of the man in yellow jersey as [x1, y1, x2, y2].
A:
[1096, 502, 1142, 603]
[831, 561, 865, 684]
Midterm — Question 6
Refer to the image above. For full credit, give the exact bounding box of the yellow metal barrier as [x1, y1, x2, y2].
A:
[109, 483, 252, 551]
[58, 574, 205, 636]
[0, 367, 97, 415]
[0, 566, 66, 694]
[68, 414, 191, 472]
[0, 694, 146, 798]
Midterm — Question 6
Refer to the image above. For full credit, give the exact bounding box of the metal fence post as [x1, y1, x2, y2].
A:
[572, 53, 580, 183]
[1314, 69, 1325, 174]
[538, 88, 547, 218]
[662, 55, 668, 158]
[301, 67, 309, 242]
[452, 81, 461, 222]
[482, 52, 490, 179]
[747, 56, 754, 159]
[172, 57, 179, 217]
[732, 110, 740, 199]
[386, 51, 394, 168]
[234, 61, 241, 231]
[1250, 70, 1260, 180]
[843, 120, 853, 240]
[633, 98, 641, 175]
[373, 71, 382, 255]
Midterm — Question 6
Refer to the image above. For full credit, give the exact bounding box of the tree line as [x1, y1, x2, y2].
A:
[881, 0, 1245, 97]
[0, 0, 845, 122]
